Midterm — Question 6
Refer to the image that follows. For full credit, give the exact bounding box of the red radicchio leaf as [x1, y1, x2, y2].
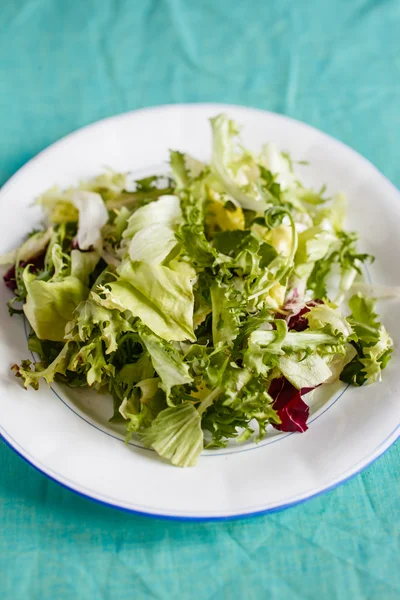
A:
[285, 299, 324, 332]
[4, 265, 18, 291]
[269, 377, 314, 433]
[287, 306, 311, 332]
[3, 252, 46, 292]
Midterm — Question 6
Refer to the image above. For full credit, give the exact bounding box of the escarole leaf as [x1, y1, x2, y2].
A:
[118, 259, 195, 341]
[122, 195, 181, 241]
[96, 257, 195, 343]
[37, 169, 129, 222]
[210, 114, 267, 212]
[123, 194, 182, 266]
[21, 241, 98, 342]
[347, 293, 379, 329]
[250, 329, 339, 352]
[70, 250, 100, 286]
[305, 304, 353, 337]
[94, 279, 181, 342]
[128, 224, 178, 265]
[279, 354, 332, 390]
[23, 268, 87, 342]
[139, 402, 203, 467]
[71, 191, 108, 250]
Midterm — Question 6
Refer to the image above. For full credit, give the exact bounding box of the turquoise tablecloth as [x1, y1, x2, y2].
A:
[1, 1, 399, 597]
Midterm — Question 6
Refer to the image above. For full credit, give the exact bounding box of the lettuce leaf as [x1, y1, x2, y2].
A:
[250, 328, 340, 353]
[70, 250, 100, 286]
[122, 195, 181, 241]
[71, 191, 108, 250]
[38, 186, 79, 223]
[128, 224, 178, 265]
[306, 304, 353, 338]
[340, 293, 393, 385]
[0, 228, 53, 265]
[110, 353, 155, 418]
[279, 353, 332, 389]
[295, 223, 336, 266]
[23, 269, 87, 342]
[138, 327, 193, 397]
[139, 326, 193, 398]
[95, 279, 183, 342]
[115, 259, 195, 342]
[139, 402, 203, 467]
[20, 240, 100, 342]
[210, 114, 267, 212]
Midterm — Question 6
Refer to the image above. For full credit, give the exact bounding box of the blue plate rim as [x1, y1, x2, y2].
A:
[1, 422, 399, 522]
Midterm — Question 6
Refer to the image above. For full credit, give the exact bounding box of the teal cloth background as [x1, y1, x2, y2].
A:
[1, 0, 399, 597]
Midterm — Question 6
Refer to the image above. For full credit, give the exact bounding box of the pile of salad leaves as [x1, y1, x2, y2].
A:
[1, 114, 393, 467]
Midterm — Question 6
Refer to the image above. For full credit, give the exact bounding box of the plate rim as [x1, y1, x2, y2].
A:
[1, 424, 399, 521]
[0, 102, 399, 521]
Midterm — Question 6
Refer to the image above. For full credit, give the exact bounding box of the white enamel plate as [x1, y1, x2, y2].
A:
[0, 104, 399, 520]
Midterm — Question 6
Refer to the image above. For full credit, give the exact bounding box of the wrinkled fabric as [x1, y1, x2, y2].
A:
[1, 0, 400, 598]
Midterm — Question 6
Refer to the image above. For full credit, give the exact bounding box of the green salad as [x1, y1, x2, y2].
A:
[2, 114, 393, 466]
